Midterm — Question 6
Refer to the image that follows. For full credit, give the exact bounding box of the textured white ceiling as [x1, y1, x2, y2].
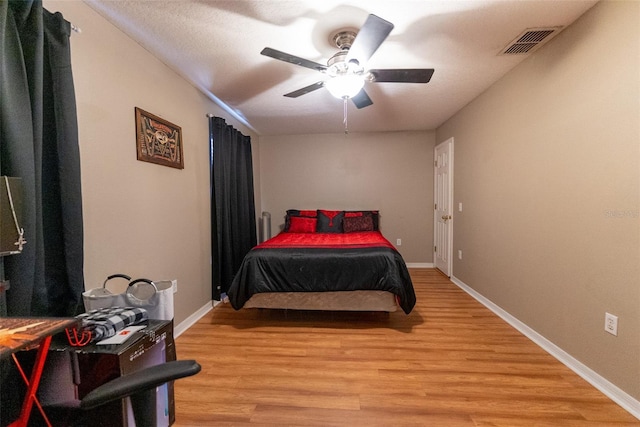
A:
[87, 0, 598, 135]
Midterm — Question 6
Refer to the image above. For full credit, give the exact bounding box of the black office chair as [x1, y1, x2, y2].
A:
[75, 359, 201, 427]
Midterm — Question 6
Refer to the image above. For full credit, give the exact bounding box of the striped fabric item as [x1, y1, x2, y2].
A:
[76, 307, 148, 342]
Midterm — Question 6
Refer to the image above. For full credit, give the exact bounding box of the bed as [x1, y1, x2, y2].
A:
[227, 209, 416, 314]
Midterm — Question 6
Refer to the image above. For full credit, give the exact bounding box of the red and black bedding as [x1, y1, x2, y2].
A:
[227, 209, 416, 314]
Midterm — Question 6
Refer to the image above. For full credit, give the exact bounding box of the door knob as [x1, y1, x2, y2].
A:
[442, 215, 452, 221]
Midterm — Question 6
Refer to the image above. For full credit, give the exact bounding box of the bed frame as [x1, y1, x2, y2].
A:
[243, 290, 398, 312]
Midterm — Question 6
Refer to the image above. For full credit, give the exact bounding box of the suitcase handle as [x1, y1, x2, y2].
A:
[127, 278, 158, 303]
[127, 278, 157, 289]
[102, 274, 132, 288]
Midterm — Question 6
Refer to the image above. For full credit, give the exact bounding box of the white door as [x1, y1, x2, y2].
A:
[434, 138, 453, 276]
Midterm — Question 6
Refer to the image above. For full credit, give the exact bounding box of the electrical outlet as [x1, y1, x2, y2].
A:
[458, 250, 463, 260]
[396, 238, 401, 246]
[171, 279, 178, 294]
[604, 312, 618, 336]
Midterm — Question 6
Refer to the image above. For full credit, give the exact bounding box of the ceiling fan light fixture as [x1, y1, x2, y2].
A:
[325, 74, 365, 99]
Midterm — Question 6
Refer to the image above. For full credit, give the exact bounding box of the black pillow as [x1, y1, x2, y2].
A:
[316, 210, 344, 233]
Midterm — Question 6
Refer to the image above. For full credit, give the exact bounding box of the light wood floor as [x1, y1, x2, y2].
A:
[172, 268, 639, 426]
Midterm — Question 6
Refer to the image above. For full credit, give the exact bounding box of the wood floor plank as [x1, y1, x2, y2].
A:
[172, 268, 639, 426]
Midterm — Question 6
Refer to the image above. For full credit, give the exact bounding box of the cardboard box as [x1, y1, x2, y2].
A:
[41, 319, 176, 426]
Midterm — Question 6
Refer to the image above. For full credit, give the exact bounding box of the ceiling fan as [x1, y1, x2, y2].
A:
[261, 14, 435, 109]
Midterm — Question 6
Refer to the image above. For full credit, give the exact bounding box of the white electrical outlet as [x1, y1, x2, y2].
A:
[171, 279, 178, 294]
[396, 238, 402, 246]
[458, 250, 463, 260]
[604, 312, 618, 336]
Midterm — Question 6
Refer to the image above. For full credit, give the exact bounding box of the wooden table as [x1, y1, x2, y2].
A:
[0, 317, 78, 427]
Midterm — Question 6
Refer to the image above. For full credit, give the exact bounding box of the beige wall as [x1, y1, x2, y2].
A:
[44, 0, 260, 325]
[259, 131, 435, 263]
[437, 0, 639, 399]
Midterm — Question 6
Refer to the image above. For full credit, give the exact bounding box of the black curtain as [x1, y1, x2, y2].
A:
[209, 116, 256, 300]
[0, 0, 84, 317]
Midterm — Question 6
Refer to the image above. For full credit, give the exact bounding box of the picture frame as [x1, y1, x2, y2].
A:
[135, 107, 184, 169]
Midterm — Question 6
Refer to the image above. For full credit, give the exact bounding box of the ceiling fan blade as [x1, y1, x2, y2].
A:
[283, 81, 325, 98]
[351, 89, 373, 109]
[261, 47, 327, 72]
[346, 14, 394, 65]
[369, 69, 435, 83]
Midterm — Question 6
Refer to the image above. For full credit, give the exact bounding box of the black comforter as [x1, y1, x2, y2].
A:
[227, 231, 416, 314]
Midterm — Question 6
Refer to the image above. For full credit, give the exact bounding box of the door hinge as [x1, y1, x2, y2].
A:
[434, 245, 437, 252]
[434, 203, 437, 210]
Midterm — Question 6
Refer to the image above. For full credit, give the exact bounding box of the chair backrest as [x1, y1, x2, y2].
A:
[80, 359, 201, 427]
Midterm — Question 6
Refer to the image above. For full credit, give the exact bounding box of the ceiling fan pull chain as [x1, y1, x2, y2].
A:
[343, 97, 349, 134]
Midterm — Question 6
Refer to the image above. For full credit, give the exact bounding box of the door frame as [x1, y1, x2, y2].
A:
[433, 137, 454, 277]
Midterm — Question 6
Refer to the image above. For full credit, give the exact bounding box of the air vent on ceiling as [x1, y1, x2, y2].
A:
[500, 27, 563, 55]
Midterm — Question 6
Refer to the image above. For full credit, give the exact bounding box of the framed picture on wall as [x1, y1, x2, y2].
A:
[135, 107, 184, 169]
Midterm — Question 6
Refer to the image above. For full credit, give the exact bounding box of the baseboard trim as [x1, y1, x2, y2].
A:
[406, 262, 434, 268]
[450, 275, 640, 420]
[174, 301, 214, 338]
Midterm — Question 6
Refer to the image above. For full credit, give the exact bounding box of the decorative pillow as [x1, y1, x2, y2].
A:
[344, 210, 379, 230]
[342, 215, 374, 233]
[316, 209, 344, 233]
[287, 209, 317, 217]
[284, 209, 317, 231]
[287, 216, 317, 233]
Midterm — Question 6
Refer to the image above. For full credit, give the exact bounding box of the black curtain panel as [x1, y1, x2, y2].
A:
[209, 116, 256, 300]
[0, 1, 84, 316]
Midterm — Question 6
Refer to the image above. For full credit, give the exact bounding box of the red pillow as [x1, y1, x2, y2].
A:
[344, 211, 364, 218]
[284, 209, 317, 231]
[288, 216, 317, 233]
[345, 210, 379, 230]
